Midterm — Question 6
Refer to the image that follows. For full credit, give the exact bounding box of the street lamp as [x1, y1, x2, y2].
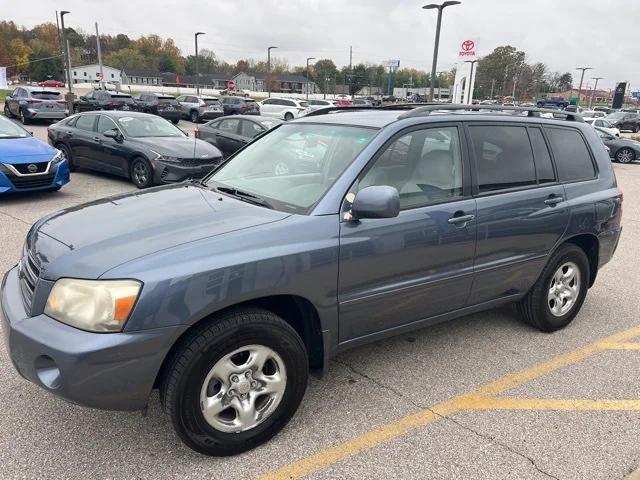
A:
[423, 1, 461, 102]
[267, 46, 278, 98]
[589, 76, 603, 108]
[306, 57, 315, 101]
[436, 70, 447, 101]
[575, 66, 592, 106]
[464, 59, 478, 104]
[59, 10, 74, 113]
[194, 32, 205, 95]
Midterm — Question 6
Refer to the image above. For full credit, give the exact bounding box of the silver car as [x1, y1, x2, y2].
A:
[175, 95, 224, 123]
[3, 87, 68, 124]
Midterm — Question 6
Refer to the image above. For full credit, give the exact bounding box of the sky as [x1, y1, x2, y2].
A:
[8, 0, 640, 91]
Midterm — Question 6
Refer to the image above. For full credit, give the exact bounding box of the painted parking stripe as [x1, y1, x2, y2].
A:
[260, 324, 640, 480]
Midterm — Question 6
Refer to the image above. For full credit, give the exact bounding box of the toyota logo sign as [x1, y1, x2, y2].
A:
[27, 164, 38, 173]
[458, 39, 477, 57]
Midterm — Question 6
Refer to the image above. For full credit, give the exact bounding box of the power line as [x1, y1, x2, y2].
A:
[3, 53, 65, 69]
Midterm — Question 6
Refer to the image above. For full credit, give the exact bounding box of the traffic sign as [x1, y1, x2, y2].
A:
[227, 80, 236, 91]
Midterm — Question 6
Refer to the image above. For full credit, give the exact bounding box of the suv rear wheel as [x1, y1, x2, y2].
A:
[518, 244, 589, 332]
[615, 148, 635, 163]
[284, 112, 294, 121]
[3, 103, 14, 118]
[19, 108, 30, 125]
[160, 307, 308, 456]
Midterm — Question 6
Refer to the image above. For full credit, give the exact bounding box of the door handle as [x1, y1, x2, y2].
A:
[448, 212, 475, 225]
[544, 195, 563, 206]
[93, 136, 102, 143]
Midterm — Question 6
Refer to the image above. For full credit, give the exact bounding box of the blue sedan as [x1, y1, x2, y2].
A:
[0, 115, 70, 193]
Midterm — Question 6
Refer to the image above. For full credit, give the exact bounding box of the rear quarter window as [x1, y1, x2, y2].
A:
[544, 127, 596, 182]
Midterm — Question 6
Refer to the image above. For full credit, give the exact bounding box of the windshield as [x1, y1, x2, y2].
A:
[116, 116, 185, 137]
[206, 123, 377, 213]
[0, 116, 29, 138]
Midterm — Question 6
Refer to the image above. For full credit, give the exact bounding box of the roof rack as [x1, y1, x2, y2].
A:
[397, 104, 584, 122]
[303, 105, 374, 117]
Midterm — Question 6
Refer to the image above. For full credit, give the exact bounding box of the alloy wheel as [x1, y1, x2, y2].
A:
[617, 148, 634, 163]
[133, 160, 150, 187]
[199, 344, 287, 433]
[548, 261, 581, 317]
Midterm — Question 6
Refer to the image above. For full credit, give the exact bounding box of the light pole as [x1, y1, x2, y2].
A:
[436, 70, 447, 101]
[423, 1, 461, 102]
[194, 32, 205, 95]
[306, 57, 315, 101]
[589, 76, 603, 108]
[464, 59, 478, 104]
[575, 66, 592, 106]
[59, 10, 74, 113]
[267, 46, 278, 98]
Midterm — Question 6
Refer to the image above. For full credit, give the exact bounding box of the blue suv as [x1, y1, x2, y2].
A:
[0, 105, 622, 456]
[0, 115, 70, 193]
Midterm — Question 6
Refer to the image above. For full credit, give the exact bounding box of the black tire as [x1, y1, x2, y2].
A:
[518, 244, 590, 332]
[284, 112, 294, 121]
[615, 147, 635, 164]
[190, 110, 200, 123]
[48, 186, 61, 192]
[171, 118, 179, 125]
[634, 124, 640, 134]
[130, 157, 154, 189]
[19, 108, 30, 125]
[160, 307, 308, 456]
[56, 143, 76, 172]
[3, 103, 14, 118]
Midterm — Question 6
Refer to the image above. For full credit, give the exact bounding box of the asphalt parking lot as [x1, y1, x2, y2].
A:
[1, 120, 640, 480]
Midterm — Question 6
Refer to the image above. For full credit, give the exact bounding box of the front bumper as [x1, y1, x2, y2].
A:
[1, 267, 187, 411]
[153, 159, 222, 183]
[0, 160, 70, 194]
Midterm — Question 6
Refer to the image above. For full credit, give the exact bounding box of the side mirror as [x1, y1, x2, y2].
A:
[103, 128, 121, 140]
[349, 186, 400, 220]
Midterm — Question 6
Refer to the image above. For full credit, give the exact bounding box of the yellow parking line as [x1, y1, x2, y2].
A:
[461, 396, 640, 412]
[260, 324, 640, 480]
[599, 342, 640, 350]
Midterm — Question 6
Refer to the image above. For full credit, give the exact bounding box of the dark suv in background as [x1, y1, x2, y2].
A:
[3, 87, 68, 124]
[605, 111, 640, 132]
[132, 93, 181, 124]
[1, 105, 622, 457]
[219, 95, 260, 116]
[74, 90, 136, 113]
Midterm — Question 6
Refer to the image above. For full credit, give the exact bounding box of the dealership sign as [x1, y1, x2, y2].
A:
[458, 39, 478, 58]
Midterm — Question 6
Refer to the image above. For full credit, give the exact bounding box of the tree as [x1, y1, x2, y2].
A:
[103, 47, 145, 70]
[9, 38, 31, 70]
[112, 34, 131, 51]
[313, 59, 339, 92]
[557, 72, 573, 91]
[475, 45, 526, 98]
[158, 54, 176, 73]
[28, 40, 63, 81]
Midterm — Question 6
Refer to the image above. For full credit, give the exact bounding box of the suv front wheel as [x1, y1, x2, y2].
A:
[160, 307, 308, 456]
[518, 244, 589, 332]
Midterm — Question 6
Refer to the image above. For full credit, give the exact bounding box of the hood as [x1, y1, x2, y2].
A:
[128, 137, 221, 159]
[30, 184, 289, 279]
[0, 136, 58, 163]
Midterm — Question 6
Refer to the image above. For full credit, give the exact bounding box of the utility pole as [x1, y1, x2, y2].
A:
[423, 1, 461, 102]
[575, 66, 592, 106]
[511, 70, 518, 100]
[194, 32, 205, 95]
[436, 70, 447, 101]
[349, 46, 352, 71]
[306, 57, 315, 101]
[267, 46, 277, 98]
[490, 78, 495, 100]
[95, 22, 104, 89]
[59, 11, 74, 113]
[589, 76, 603, 108]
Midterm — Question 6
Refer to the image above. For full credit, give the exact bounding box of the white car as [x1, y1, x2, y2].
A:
[582, 110, 606, 119]
[307, 99, 338, 112]
[585, 118, 620, 137]
[259, 97, 310, 120]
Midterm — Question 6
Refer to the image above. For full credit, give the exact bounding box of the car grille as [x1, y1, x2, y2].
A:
[179, 158, 221, 168]
[19, 251, 40, 313]
[12, 162, 49, 174]
[8, 172, 55, 189]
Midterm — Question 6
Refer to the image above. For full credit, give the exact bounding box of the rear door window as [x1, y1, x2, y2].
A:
[528, 127, 556, 183]
[468, 125, 536, 193]
[75, 114, 97, 132]
[544, 127, 596, 182]
[218, 118, 240, 133]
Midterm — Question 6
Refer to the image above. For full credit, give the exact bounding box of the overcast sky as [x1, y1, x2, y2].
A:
[9, 0, 640, 90]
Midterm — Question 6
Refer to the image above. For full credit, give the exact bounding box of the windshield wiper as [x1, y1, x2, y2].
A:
[216, 186, 274, 209]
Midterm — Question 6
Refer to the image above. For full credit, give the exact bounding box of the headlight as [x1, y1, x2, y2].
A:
[51, 149, 65, 164]
[150, 150, 180, 163]
[45, 278, 142, 332]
